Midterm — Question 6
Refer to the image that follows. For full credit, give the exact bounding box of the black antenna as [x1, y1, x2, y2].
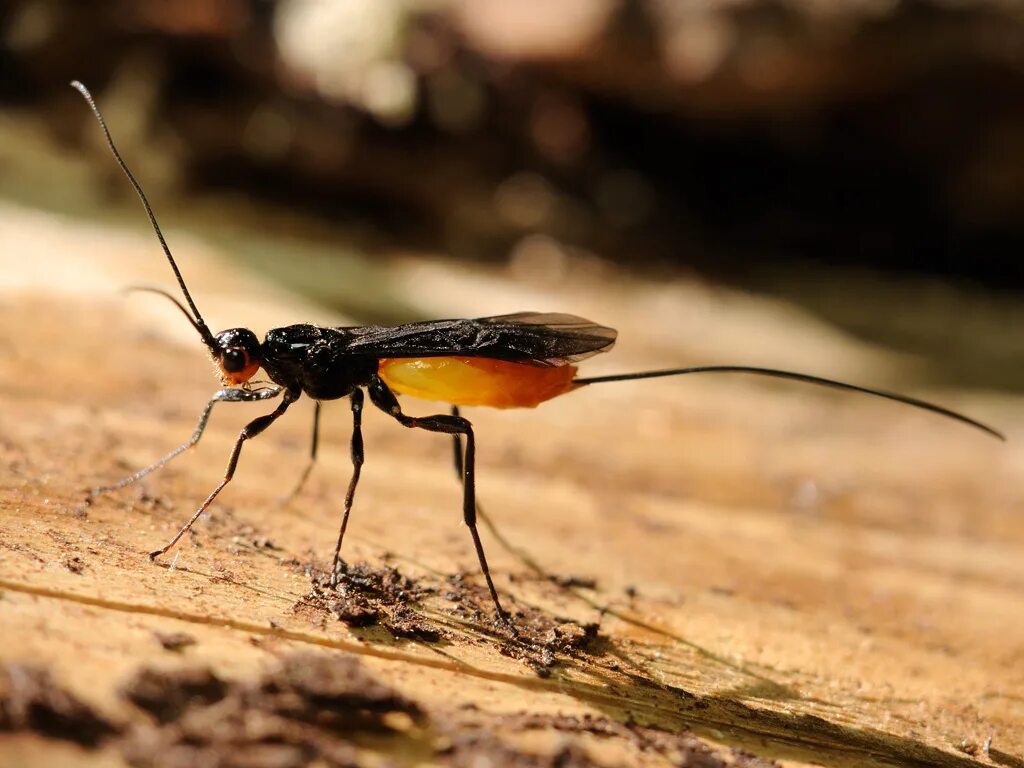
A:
[70, 80, 217, 349]
[575, 366, 1005, 441]
[123, 286, 212, 340]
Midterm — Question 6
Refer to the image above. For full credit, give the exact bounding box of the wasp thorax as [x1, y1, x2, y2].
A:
[214, 328, 262, 386]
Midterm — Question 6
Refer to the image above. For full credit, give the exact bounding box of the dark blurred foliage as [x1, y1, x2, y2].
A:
[3, 0, 1024, 286]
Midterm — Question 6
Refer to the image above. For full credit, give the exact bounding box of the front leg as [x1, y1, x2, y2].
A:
[92, 386, 283, 496]
[149, 388, 298, 560]
[368, 375, 509, 624]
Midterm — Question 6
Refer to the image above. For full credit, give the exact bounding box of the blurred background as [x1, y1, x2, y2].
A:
[2, 0, 1024, 390]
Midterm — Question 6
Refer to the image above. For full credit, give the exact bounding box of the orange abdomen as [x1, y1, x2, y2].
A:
[377, 357, 578, 408]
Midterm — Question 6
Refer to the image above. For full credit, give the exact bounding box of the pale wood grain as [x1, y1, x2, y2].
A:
[1, 202, 1021, 767]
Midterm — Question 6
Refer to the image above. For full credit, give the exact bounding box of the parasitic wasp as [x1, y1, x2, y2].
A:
[72, 81, 1003, 626]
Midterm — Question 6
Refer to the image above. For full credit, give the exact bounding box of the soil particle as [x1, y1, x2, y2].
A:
[436, 715, 780, 768]
[729, 749, 782, 768]
[301, 560, 605, 676]
[957, 739, 979, 755]
[0, 662, 119, 746]
[494, 712, 771, 767]
[120, 652, 420, 768]
[551, 575, 597, 589]
[123, 667, 229, 723]
[437, 572, 605, 676]
[440, 733, 603, 768]
[153, 631, 198, 652]
[0, 649, 786, 767]
[268, 652, 420, 720]
[495, 615, 601, 678]
[302, 561, 442, 642]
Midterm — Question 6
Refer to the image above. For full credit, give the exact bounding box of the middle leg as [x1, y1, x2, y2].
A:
[329, 389, 365, 585]
[282, 400, 322, 502]
[369, 376, 509, 623]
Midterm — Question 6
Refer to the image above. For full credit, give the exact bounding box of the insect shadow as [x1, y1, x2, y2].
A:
[71, 81, 1004, 629]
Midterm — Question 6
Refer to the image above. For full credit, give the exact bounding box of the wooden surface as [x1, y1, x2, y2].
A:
[1, 201, 1023, 767]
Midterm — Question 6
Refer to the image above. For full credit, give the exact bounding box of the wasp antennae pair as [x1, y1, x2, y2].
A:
[71, 80, 215, 350]
[73, 81, 1004, 628]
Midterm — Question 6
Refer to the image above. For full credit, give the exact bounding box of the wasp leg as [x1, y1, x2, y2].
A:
[282, 400, 322, 503]
[369, 376, 510, 625]
[449, 404, 492, 540]
[149, 389, 298, 560]
[451, 405, 464, 475]
[449, 405, 550, 584]
[329, 390, 364, 586]
[92, 386, 283, 497]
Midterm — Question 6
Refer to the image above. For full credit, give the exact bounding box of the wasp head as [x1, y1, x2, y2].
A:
[214, 328, 262, 386]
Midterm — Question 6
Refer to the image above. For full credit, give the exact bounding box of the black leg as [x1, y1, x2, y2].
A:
[282, 400, 322, 502]
[451, 405, 464, 477]
[329, 389, 365, 585]
[92, 386, 283, 496]
[447, 405, 545, 579]
[369, 376, 509, 624]
[149, 389, 298, 560]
